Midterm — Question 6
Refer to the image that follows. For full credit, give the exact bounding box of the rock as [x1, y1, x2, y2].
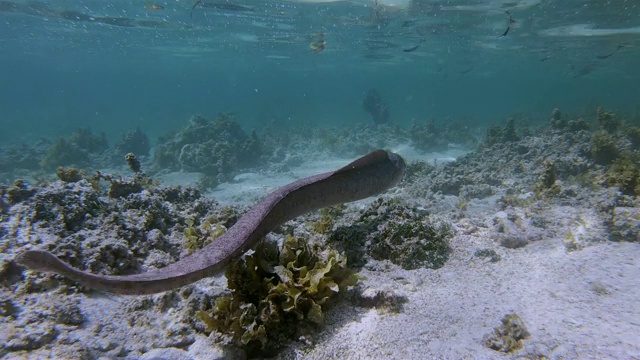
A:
[140, 347, 194, 360]
[609, 207, 640, 242]
[1, 323, 58, 351]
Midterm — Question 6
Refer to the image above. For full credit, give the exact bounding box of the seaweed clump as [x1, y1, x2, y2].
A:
[307, 205, 346, 235]
[330, 198, 452, 270]
[196, 235, 357, 357]
[484, 313, 530, 353]
[534, 159, 561, 196]
[605, 156, 640, 196]
[483, 118, 520, 147]
[40, 128, 108, 171]
[56, 166, 84, 183]
[183, 217, 227, 254]
[590, 130, 619, 165]
[5, 179, 36, 204]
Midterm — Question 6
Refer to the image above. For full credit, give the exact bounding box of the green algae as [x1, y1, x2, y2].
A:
[484, 313, 531, 353]
[196, 234, 357, 357]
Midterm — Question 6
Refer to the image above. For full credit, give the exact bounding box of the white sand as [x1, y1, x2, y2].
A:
[291, 237, 640, 359]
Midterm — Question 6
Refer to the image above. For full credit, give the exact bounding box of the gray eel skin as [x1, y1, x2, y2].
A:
[16, 149, 406, 295]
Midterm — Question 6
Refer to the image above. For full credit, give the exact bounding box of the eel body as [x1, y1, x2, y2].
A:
[16, 149, 406, 295]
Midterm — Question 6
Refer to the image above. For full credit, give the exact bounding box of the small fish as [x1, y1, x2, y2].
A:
[190, 0, 252, 18]
[539, 55, 552, 62]
[145, 1, 164, 10]
[498, 10, 515, 37]
[596, 52, 615, 60]
[402, 20, 416, 28]
[402, 45, 420, 52]
[190, 0, 201, 18]
[596, 43, 627, 60]
[309, 33, 326, 54]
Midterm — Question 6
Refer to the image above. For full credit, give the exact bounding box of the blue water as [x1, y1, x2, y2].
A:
[1, 0, 639, 144]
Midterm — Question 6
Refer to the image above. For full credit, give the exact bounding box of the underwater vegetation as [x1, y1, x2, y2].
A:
[183, 207, 238, 254]
[549, 108, 590, 132]
[590, 130, 619, 165]
[154, 113, 262, 188]
[330, 198, 452, 270]
[40, 128, 108, 171]
[534, 159, 561, 197]
[483, 117, 520, 147]
[307, 204, 346, 235]
[56, 166, 84, 183]
[196, 234, 357, 357]
[605, 156, 640, 197]
[483, 313, 530, 353]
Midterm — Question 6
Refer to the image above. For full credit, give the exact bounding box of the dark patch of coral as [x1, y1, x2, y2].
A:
[153, 113, 263, 187]
[330, 198, 452, 270]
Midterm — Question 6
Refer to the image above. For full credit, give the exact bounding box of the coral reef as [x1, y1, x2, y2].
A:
[153, 113, 262, 187]
[2, 104, 639, 359]
[534, 159, 560, 196]
[1, 179, 211, 286]
[483, 313, 530, 353]
[196, 234, 357, 357]
[362, 89, 390, 124]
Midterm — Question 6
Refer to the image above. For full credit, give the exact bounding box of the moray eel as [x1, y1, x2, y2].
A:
[16, 149, 406, 295]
